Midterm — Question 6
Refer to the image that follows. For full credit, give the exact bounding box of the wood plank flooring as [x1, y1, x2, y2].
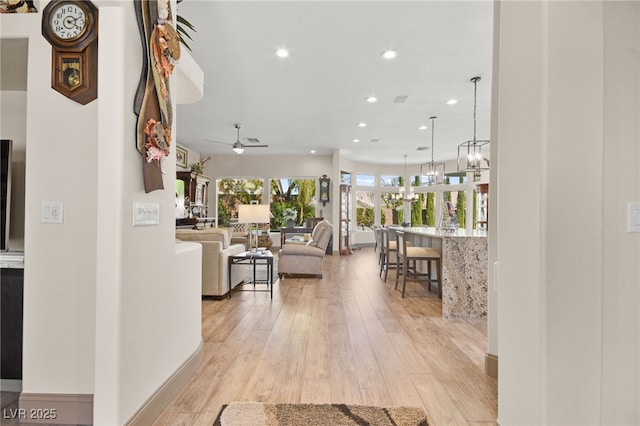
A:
[154, 246, 497, 425]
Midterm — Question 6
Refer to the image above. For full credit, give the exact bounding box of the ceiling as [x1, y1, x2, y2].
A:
[175, 1, 494, 166]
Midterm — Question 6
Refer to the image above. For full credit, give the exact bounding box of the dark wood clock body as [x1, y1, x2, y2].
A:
[41, 0, 98, 105]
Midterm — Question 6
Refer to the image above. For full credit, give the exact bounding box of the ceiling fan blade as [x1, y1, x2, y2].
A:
[203, 139, 231, 146]
[243, 144, 269, 148]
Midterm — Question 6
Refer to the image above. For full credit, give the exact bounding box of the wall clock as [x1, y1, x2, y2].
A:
[319, 175, 330, 206]
[41, 0, 98, 105]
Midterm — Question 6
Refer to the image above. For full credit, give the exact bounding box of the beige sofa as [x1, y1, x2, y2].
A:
[278, 220, 333, 278]
[176, 228, 246, 297]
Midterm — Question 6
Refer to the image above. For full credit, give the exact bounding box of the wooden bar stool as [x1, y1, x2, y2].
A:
[373, 225, 383, 264]
[395, 230, 442, 298]
[379, 227, 397, 282]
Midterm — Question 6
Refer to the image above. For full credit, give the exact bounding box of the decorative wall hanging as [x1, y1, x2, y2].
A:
[1, 0, 37, 13]
[133, 0, 180, 193]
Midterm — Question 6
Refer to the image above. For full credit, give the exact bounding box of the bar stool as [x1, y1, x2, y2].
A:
[373, 225, 383, 264]
[379, 227, 397, 282]
[395, 230, 442, 298]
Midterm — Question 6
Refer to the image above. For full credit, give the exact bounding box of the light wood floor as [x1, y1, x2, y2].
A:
[154, 246, 497, 426]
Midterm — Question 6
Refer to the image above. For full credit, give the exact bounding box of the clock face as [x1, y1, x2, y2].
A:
[321, 181, 328, 188]
[49, 2, 88, 41]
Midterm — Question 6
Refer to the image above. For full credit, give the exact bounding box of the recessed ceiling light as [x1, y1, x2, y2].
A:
[353, 139, 360, 143]
[275, 48, 289, 58]
[358, 122, 367, 127]
[418, 125, 427, 130]
[381, 49, 398, 60]
[366, 96, 378, 103]
[310, 150, 316, 154]
[370, 138, 379, 143]
[447, 98, 458, 105]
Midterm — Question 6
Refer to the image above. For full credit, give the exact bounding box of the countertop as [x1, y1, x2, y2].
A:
[399, 226, 488, 239]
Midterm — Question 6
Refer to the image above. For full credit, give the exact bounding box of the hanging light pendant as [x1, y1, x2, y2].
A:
[392, 155, 418, 202]
[457, 76, 489, 181]
[420, 116, 445, 185]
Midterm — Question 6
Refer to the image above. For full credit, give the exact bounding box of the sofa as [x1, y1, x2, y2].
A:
[278, 220, 333, 278]
[175, 227, 246, 297]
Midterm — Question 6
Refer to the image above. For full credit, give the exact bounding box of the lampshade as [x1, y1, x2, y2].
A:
[238, 204, 271, 224]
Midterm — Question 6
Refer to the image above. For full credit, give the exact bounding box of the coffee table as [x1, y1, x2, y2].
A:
[228, 250, 275, 299]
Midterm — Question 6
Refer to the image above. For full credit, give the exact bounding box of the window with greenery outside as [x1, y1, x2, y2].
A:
[410, 176, 424, 226]
[270, 178, 316, 228]
[217, 179, 263, 226]
[356, 191, 375, 229]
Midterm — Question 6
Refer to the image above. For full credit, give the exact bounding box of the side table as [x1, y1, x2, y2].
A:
[228, 250, 275, 299]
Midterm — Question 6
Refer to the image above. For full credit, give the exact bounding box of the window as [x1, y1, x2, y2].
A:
[379, 192, 403, 225]
[380, 175, 400, 187]
[341, 171, 352, 184]
[356, 173, 375, 187]
[356, 191, 375, 229]
[445, 172, 467, 185]
[217, 178, 264, 226]
[270, 178, 317, 228]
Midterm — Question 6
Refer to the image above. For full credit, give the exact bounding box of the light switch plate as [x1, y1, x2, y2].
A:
[628, 202, 640, 233]
[133, 202, 160, 226]
[41, 201, 64, 224]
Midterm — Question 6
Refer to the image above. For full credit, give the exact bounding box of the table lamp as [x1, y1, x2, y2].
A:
[238, 204, 271, 252]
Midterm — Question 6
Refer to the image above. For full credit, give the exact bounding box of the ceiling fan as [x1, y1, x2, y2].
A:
[205, 124, 268, 154]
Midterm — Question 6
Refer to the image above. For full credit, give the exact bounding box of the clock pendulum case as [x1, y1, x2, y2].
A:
[41, 0, 98, 105]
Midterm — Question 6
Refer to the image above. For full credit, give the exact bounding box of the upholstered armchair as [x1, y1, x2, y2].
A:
[278, 220, 333, 278]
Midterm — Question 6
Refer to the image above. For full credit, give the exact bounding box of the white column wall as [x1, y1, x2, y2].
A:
[3, 2, 202, 424]
[495, 1, 640, 425]
[601, 3, 640, 423]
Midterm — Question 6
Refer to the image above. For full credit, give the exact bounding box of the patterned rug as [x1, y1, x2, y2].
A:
[213, 402, 429, 426]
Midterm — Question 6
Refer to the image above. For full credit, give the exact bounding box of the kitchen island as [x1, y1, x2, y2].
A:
[401, 227, 488, 319]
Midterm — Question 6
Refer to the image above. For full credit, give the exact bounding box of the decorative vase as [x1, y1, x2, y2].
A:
[286, 220, 295, 228]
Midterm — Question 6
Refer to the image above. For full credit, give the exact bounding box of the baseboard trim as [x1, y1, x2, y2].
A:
[19, 392, 93, 424]
[485, 352, 498, 378]
[125, 339, 203, 426]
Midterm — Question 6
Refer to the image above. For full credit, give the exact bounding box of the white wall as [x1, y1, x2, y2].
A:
[2, 2, 202, 424]
[495, 2, 640, 424]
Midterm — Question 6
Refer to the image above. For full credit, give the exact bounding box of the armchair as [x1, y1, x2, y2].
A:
[278, 220, 333, 278]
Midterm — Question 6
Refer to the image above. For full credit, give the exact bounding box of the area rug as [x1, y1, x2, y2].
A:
[213, 402, 428, 426]
[243, 253, 278, 283]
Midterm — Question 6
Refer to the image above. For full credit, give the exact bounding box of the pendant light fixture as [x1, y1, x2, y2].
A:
[392, 155, 418, 202]
[457, 76, 490, 181]
[420, 116, 445, 185]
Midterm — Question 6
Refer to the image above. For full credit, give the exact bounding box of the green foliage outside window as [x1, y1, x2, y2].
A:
[410, 176, 423, 226]
[270, 178, 316, 228]
[457, 190, 466, 229]
[357, 207, 374, 228]
[217, 179, 263, 226]
[426, 193, 435, 226]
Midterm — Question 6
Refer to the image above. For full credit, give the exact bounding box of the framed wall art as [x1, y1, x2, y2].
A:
[176, 145, 188, 168]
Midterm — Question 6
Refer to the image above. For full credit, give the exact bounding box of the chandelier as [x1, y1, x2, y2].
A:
[457, 76, 490, 181]
[392, 155, 418, 202]
[420, 116, 445, 185]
